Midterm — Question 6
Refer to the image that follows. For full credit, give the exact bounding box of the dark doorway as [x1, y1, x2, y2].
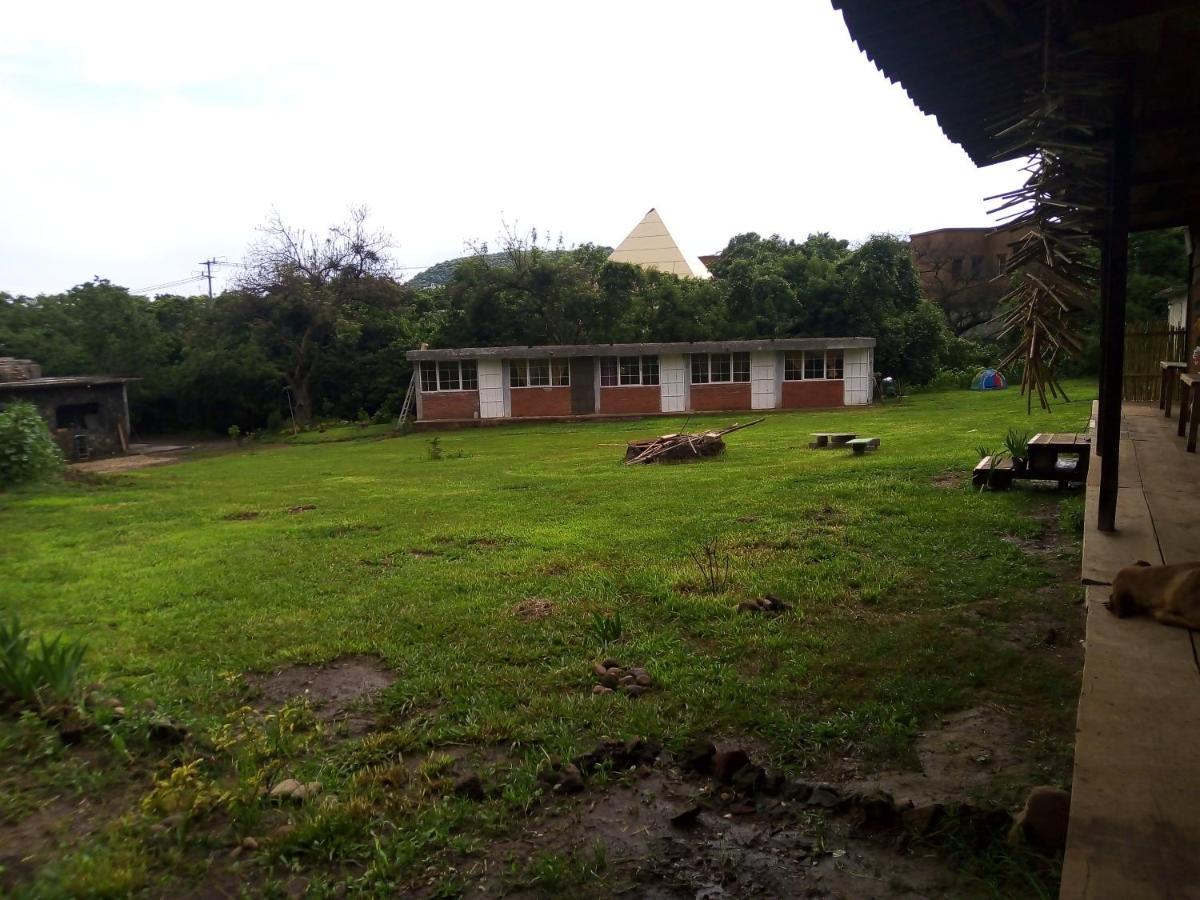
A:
[570, 357, 595, 415]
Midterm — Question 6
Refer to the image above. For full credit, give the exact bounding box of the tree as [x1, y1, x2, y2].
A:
[231, 207, 397, 425]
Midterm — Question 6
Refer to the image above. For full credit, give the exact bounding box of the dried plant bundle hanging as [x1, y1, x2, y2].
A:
[983, 48, 1115, 411]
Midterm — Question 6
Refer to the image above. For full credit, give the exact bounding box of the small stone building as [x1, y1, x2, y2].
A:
[406, 338, 874, 423]
[0, 358, 136, 460]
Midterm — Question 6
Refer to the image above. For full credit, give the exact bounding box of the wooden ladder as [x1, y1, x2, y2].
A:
[396, 370, 417, 429]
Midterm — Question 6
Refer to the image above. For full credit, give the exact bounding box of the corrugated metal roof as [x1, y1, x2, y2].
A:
[0, 375, 137, 391]
[408, 338, 874, 361]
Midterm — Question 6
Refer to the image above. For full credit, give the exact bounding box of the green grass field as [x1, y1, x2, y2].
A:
[0, 383, 1094, 897]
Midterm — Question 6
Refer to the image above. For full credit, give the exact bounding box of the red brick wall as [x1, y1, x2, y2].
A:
[510, 387, 572, 417]
[690, 383, 752, 411]
[420, 390, 479, 420]
[599, 386, 660, 414]
[781, 380, 843, 409]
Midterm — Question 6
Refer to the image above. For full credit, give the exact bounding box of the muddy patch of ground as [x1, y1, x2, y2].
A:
[846, 706, 1031, 807]
[931, 471, 965, 489]
[0, 772, 141, 894]
[246, 655, 396, 736]
[510, 597, 556, 621]
[444, 743, 988, 899]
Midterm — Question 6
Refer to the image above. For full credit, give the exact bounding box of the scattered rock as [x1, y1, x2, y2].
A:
[635, 673, 653, 687]
[903, 803, 945, 837]
[781, 781, 814, 803]
[1009, 786, 1070, 854]
[599, 674, 619, 689]
[601, 657, 620, 669]
[592, 663, 610, 678]
[228, 845, 243, 861]
[621, 684, 648, 698]
[112, 706, 126, 718]
[677, 737, 717, 773]
[760, 772, 787, 796]
[847, 790, 900, 830]
[241, 836, 259, 850]
[140, 698, 157, 712]
[670, 804, 704, 828]
[738, 595, 791, 614]
[270, 779, 304, 799]
[148, 717, 189, 745]
[270, 779, 322, 801]
[453, 773, 486, 801]
[288, 504, 317, 514]
[619, 675, 636, 686]
[538, 761, 586, 795]
[57, 718, 90, 744]
[269, 823, 296, 842]
[592, 685, 614, 695]
[554, 764, 585, 794]
[732, 764, 766, 796]
[806, 785, 843, 809]
[711, 749, 751, 784]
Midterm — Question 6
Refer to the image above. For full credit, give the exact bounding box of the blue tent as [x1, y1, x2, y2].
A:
[971, 368, 1007, 391]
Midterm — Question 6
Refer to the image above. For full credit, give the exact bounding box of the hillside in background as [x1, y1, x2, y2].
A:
[406, 248, 610, 288]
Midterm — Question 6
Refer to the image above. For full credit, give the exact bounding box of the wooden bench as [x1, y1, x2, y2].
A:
[1177, 372, 1199, 452]
[972, 454, 1014, 489]
[845, 437, 880, 455]
[809, 432, 856, 449]
[1027, 432, 1091, 484]
[1160, 360, 1187, 417]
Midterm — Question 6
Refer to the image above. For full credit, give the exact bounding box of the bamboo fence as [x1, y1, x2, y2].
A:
[1122, 323, 1187, 403]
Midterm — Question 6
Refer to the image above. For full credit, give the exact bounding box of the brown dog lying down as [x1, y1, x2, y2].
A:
[1106, 561, 1200, 630]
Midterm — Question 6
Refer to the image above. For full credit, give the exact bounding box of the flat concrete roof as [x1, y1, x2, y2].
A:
[0, 376, 138, 391]
[407, 337, 874, 361]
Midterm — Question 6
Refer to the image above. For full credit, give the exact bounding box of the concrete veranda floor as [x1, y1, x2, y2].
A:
[1062, 404, 1200, 899]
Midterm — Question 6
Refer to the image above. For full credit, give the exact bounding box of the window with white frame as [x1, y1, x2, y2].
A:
[510, 358, 569, 388]
[803, 352, 824, 380]
[784, 351, 844, 381]
[421, 360, 477, 391]
[690, 352, 750, 384]
[825, 350, 844, 379]
[600, 355, 659, 386]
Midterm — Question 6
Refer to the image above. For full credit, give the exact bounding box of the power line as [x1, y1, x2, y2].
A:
[198, 257, 225, 299]
[133, 275, 205, 294]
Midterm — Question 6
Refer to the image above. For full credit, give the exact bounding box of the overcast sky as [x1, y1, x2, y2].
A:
[1, 1, 1025, 297]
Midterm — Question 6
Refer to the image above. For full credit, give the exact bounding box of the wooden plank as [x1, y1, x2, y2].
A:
[1060, 586, 1200, 900]
[1083, 486, 1162, 582]
[1143, 491, 1200, 565]
[1082, 435, 1163, 583]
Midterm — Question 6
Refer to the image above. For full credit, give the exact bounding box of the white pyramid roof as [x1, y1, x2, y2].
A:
[607, 208, 710, 279]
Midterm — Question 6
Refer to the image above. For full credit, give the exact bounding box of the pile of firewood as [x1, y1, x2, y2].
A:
[623, 418, 764, 465]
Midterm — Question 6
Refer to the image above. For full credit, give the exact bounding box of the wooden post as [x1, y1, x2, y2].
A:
[1097, 97, 1133, 533]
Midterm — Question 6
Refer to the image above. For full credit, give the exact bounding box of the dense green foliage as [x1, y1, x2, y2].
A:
[0, 615, 87, 711]
[9, 210, 1140, 436]
[0, 401, 63, 489]
[0, 385, 1090, 895]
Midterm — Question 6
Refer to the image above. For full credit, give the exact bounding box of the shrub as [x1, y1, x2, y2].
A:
[0, 614, 87, 711]
[690, 538, 732, 594]
[0, 402, 63, 489]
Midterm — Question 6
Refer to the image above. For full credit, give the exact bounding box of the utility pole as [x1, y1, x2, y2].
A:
[198, 258, 222, 298]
